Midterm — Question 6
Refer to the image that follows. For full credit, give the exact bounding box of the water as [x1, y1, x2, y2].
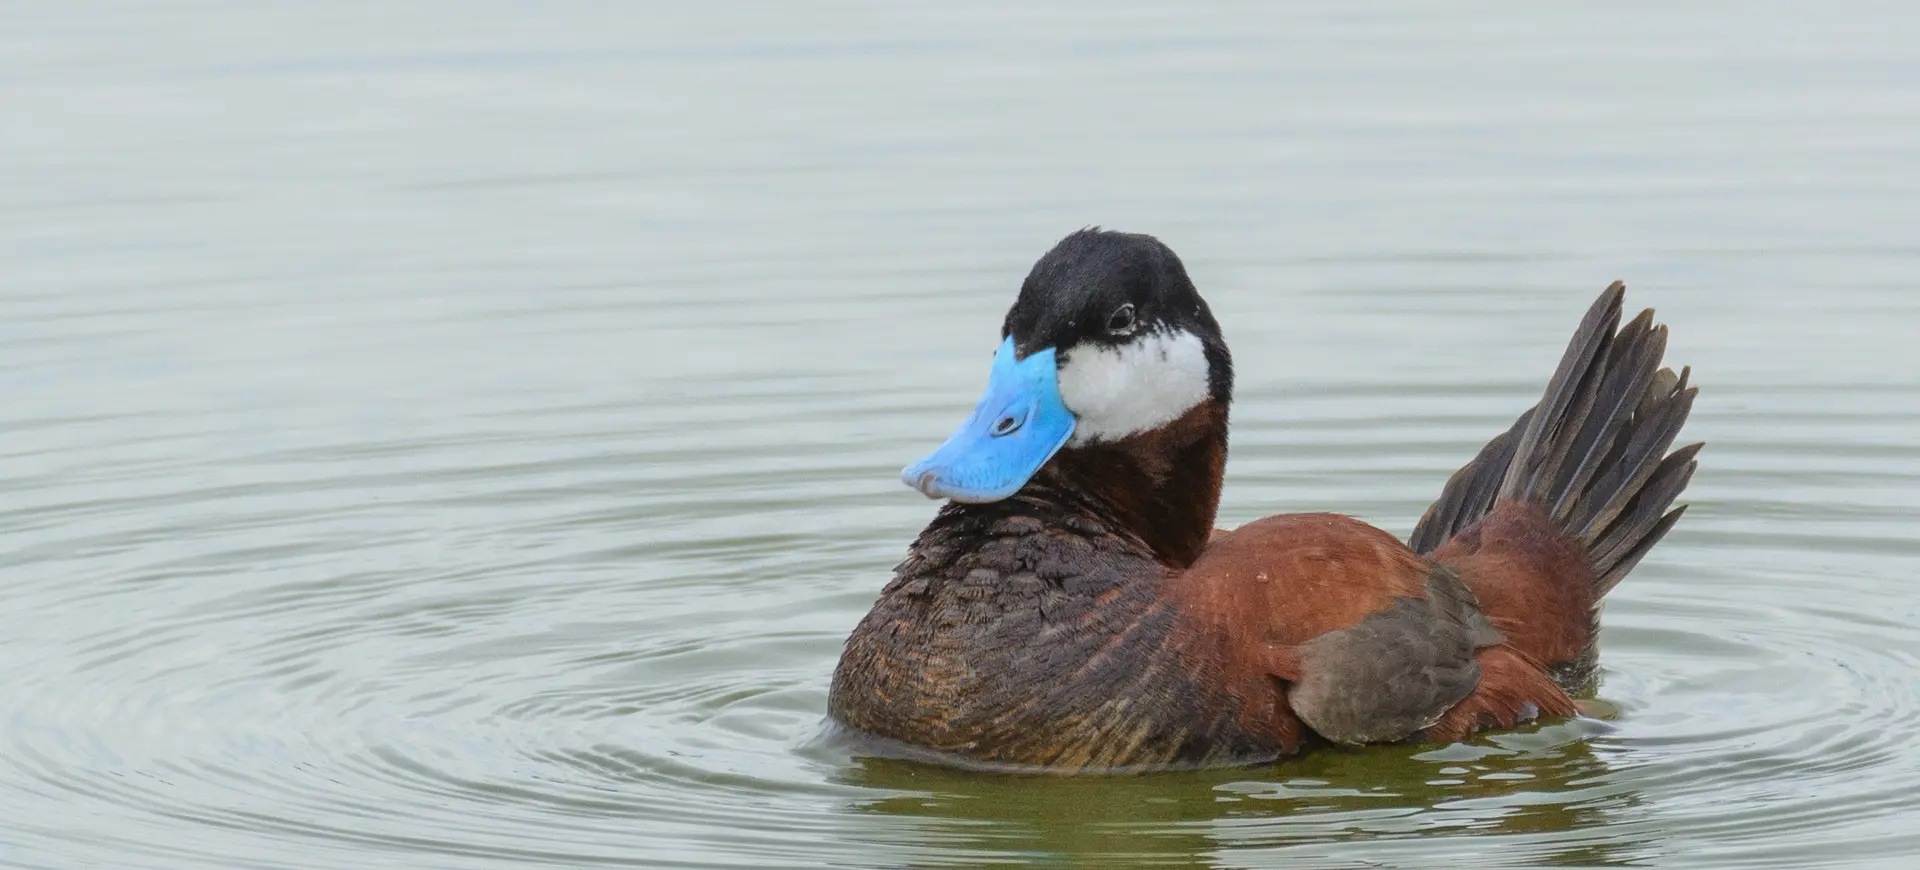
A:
[4, 3, 1919, 868]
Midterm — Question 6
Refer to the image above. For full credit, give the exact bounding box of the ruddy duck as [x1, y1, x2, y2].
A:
[830, 229, 1698, 772]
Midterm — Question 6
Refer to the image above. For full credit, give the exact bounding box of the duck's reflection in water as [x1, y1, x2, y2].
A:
[833, 720, 1656, 870]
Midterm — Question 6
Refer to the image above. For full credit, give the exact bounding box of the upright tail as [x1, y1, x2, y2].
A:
[1409, 282, 1700, 692]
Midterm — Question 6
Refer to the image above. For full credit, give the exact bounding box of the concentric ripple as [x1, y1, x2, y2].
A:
[8, 277, 1919, 869]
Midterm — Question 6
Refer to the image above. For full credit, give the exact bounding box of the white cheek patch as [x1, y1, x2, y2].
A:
[1056, 328, 1211, 445]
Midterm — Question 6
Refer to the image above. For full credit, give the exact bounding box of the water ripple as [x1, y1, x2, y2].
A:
[6, 3, 1920, 868]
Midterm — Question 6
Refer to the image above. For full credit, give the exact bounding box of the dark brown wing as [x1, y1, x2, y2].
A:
[1283, 566, 1503, 744]
[1178, 513, 1504, 745]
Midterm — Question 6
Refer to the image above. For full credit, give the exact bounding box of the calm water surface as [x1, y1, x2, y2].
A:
[5, 3, 1920, 868]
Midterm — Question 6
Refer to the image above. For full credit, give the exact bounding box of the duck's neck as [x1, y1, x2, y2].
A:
[1032, 400, 1228, 568]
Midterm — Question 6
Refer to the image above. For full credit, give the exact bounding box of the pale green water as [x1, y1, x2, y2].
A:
[4, 3, 1920, 869]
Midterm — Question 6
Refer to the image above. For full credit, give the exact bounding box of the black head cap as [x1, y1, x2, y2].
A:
[1001, 228, 1233, 404]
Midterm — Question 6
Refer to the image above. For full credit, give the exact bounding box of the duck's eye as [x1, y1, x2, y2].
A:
[1106, 304, 1137, 335]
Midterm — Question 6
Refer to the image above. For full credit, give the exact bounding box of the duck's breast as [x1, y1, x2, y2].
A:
[831, 510, 1297, 769]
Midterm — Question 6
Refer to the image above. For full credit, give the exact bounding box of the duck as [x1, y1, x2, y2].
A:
[828, 228, 1700, 773]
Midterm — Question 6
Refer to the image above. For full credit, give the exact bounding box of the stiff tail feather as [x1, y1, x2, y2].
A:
[1408, 282, 1700, 688]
